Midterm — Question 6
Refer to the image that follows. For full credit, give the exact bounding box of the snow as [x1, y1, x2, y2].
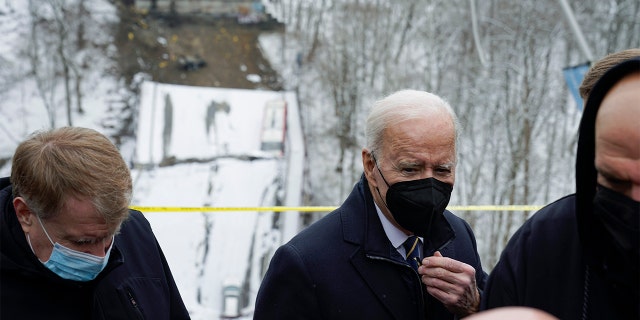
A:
[0, 0, 121, 160]
[131, 81, 302, 318]
[1, 77, 301, 318]
[135, 82, 290, 163]
[3, 0, 614, 317]
[134, 160, 278, 318]
[246, 74, 262, 83]
[0, 1, 304, 316]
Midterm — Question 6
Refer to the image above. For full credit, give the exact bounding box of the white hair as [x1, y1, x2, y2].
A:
[365, 89, 460, 158]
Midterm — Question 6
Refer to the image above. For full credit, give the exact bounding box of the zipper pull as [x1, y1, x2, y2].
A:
[127, 290, 138, 308]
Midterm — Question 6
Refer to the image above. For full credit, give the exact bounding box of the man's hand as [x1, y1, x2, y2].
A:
[418, 251, 480, 318]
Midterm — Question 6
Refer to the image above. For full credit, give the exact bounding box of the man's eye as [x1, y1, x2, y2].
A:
[435, 168, 452, 175]
[401, 168, 417, 174]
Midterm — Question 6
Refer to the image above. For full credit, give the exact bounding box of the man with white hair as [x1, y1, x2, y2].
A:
[255, 89, 487, 319]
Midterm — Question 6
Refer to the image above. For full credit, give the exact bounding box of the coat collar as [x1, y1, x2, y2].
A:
[337, 174, 457, 319]
[342, 174, 455, 257]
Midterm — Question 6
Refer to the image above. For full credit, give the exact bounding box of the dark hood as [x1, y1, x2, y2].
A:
[0, 177, 9, 193]
[0, 176, 47, 277]
[575, 57, 640, 261]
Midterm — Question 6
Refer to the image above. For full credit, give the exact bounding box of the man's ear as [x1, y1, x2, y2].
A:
[13, 197, 34, 233]
[362, 148, 377, 186]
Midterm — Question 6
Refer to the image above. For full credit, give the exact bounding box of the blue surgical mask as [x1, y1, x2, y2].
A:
[32, 214, 113, 282]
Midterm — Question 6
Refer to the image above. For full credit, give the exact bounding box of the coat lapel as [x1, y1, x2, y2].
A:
[342, 175, 420, 319]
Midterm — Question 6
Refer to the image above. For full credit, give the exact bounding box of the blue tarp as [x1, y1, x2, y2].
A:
[562, 62, 591, 111]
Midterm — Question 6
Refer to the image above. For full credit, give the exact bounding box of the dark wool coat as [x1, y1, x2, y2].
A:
[254, 175, 487, 319]
[482, 58, 640, 319]
[0, 177, 191, 320]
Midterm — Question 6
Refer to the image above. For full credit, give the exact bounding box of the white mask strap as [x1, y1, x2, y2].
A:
[34, 214, 55, 245]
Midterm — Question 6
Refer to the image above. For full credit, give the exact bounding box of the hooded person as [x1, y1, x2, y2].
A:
[481, 57, 640, 319]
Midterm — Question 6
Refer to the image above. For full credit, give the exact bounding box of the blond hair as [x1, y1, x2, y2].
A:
[11, 127, 132, 225]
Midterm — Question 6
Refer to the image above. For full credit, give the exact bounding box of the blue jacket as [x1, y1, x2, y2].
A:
[255, 175, 486, 319]
[0, 177, 190, 319]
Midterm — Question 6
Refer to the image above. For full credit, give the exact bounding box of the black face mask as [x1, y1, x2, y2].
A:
[593, 185, 640, 260]
[373, 156, 453, 237]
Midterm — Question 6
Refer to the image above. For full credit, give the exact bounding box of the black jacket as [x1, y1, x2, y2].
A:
[0, 177, 191, 319]
[254, 175, 487, 319]
[482, 58, 640, 319]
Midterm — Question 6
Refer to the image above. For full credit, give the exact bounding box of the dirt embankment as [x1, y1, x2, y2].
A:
[114, 7, 284, 90]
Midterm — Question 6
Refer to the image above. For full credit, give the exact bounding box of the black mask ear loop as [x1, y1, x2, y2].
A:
[371, 153, 392, 211]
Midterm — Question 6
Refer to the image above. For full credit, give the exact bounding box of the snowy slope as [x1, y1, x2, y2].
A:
[132, 81, 300, 318]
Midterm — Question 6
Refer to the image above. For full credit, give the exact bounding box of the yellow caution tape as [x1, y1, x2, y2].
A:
[130, 205, 544, 213]
[447, 205, 543, 211]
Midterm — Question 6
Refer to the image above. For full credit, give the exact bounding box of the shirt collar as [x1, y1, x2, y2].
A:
[374, 202, 422, 251]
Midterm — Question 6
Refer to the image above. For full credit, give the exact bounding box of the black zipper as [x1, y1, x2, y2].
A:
[367, 255, 426, 297]
[127, 289, 145, 320]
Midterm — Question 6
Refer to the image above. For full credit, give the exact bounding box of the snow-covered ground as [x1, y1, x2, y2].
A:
[0, 0, 305, 317]
[132, 82, 302, 318]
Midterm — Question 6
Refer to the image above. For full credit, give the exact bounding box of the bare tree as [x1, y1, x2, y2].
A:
[273, 0, 639, 268]
[27, 0, 57, 128]
[21, 0, 121, 129]
[49, 0, 75, 126]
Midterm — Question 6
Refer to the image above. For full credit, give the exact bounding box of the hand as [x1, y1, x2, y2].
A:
[418, 251, 480, 318]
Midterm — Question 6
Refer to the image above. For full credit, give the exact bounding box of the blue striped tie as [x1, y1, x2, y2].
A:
[403, 236, 421, 271]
